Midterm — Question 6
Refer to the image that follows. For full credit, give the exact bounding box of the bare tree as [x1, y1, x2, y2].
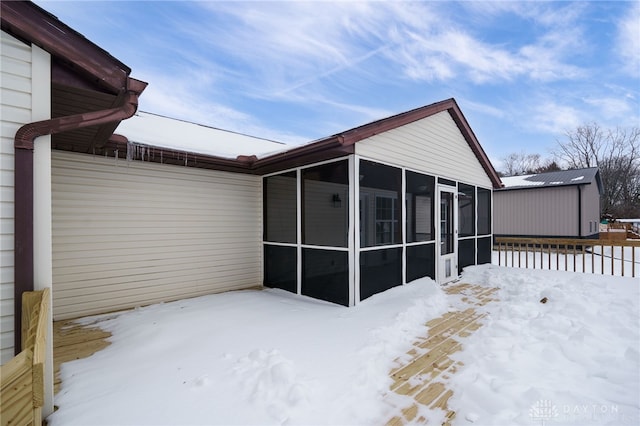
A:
[500, 152, 560, 176]
[554, 123, 640, 218]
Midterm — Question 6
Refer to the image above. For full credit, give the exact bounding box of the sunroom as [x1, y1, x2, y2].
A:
[262, 99, 501, 306]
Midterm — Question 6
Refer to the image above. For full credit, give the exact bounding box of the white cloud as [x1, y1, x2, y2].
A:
[389, 25, 585, 84]
[377, 2, 587, 85]
[616, 1, 640, 77]
[529, 101, 583, 135]
[190, 1, 391, 93]
[135, 69, 307, 145]
[583, 96, 633, 121]
[460, 1, 587, 28]
[38, 0, 636, 159]
[460, 99, 506, 119]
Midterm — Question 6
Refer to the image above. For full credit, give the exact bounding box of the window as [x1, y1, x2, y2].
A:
[375, 196, 396, 244]
[360, 160, 401, 247]
[406, 171, 434, 243]
[440, 191, 455, 255]
[477, 188, 491, 235]
[264, 172, 297, 243]
[458, 183, 475, 237]
[302, 160, 349, 247]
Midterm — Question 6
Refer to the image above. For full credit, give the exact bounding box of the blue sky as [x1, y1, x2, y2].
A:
[37, 1, 639, 171]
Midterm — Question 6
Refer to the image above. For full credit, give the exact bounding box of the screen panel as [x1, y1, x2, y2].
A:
[264, 245, 297, 293]
[406, 243, 436, 282]
[302, 248, 349, 306]
[360, 248, 402, 301]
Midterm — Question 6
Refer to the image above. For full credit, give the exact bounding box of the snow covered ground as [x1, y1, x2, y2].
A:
[48, 265, 639, 426]
[450, 265, 639, 426]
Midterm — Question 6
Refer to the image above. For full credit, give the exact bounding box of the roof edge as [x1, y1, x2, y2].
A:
[447, 100, 503, 189]
[107, 99, 504, 185]
[1, 1, 131, 94]
[336, 98, 502, 189]
[495, 181, 593, 192]
[339, 98, 456, 145]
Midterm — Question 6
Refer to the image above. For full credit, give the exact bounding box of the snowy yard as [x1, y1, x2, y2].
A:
[49, 265, 639, 426]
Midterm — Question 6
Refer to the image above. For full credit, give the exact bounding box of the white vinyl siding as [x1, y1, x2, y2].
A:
[0, 31, 37, 363]
[52, 150, 262, 320]
[355, 111, 493, 188]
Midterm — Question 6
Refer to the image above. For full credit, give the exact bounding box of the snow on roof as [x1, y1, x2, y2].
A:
[499, 168, 600, 191]
[499, 174, 545, 187]
[116, 112, 290, 160]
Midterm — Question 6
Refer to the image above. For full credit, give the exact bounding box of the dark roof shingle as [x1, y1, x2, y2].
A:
[499, 167, 602, 192]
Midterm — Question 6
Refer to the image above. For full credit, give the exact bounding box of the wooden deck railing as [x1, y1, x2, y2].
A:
[495, 238, 640, 278]
[0, 288, 49, 426]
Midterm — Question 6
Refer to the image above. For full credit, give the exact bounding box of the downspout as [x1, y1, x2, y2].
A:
[13, 78, 147, 351]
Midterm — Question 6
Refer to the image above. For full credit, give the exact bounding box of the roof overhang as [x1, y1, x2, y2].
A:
[112, 98, 503, 187]
[1, 1, 144, 155]
[337, 98, 502, 189]
[1, 1, 130, 93]
[497, 168, 602, 193]
[495, 182, 594, 192]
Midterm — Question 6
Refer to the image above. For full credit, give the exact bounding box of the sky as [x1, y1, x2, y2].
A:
[36, 0, 640, 171]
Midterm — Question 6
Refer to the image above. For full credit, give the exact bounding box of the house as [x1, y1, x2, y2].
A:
[1, 1, 501, 417]
[105, 104, 501, 313]
[1, 0, 147, 415]
[494, 168, 603, 239]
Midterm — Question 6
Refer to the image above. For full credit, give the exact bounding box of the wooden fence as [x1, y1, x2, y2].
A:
[0, 288, 49, 426]
[495, 237, 640, 278]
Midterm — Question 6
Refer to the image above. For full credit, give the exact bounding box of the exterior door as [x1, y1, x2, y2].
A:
[438, 186, 458, 283]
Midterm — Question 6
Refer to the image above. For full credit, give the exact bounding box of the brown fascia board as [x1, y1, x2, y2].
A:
[104, 134, 354, 175]
[247, 101, 462, 172]
[1, 1, 130, 94]
[250, 137, 351, 172]
[253, 145, 354, 175]
[338, 98, 457, 145]
[112, 98, 502, 186]
[446, 101, 504, 189]
[105, 136, 257, 174]
[315, 98, 502, 189]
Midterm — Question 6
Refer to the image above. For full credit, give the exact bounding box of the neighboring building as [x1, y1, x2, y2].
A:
[494, 168, 602, 239]
[1, 1, 502, 416]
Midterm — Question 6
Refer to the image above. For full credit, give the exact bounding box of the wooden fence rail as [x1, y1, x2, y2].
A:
[0, 288, 49, 426]
[495, 238, 640, 278]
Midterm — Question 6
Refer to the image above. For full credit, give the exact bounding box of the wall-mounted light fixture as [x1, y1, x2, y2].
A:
[332, 193, 342, 208]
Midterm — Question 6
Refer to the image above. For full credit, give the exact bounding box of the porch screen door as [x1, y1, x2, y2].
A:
[438, 186, 457, 283]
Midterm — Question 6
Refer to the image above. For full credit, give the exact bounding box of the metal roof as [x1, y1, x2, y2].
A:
[499, 167, 603, 193]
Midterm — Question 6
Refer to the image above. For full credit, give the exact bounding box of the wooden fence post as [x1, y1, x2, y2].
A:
[493, 237, 640, 278]
[0, 288, 49, 426]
